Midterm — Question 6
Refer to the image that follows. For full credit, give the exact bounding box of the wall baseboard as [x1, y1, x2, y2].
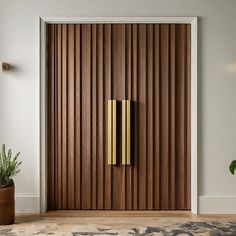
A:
[199, 195, 236, 214]
[15, 194, 40, 213]
[15, 194, 236, 214]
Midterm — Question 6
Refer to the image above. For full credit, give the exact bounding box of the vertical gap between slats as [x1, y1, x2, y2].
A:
[145, 24, 148, 210]
[95, 24, 99, 209]
[159, 24, 162, 209]
[102, 25, 105, 209]
[73, 24, 76, 209]
[54, 25, 58, 209]
[90, 24, 93, 209]
[59, 24, 62, 210]
[136, 24, 139, 209]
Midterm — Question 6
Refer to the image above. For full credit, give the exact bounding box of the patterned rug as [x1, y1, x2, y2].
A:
[0, 216, 236, 235]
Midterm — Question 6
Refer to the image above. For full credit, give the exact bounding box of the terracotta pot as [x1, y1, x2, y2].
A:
[0, 181, 15, 225]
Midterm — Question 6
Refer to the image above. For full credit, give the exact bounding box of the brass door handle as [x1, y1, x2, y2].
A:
[107, 100, 117, 165]
[122, 100, 131, 165]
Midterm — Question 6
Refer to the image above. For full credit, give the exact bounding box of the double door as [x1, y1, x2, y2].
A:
[46, 23, 191, 210]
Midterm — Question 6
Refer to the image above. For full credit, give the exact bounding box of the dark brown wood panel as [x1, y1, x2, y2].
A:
[112, 24, 126, 210]
[160, 24, 170, 209]
[125, 24, 132, 210]
[56, 24, 62, 210]
[170, 24, 176, 210]
[97, 24, 104, 209]
[147, 24, 154, 210]
[176, 24, 186, 210]
[132, 24, 138, 210]
[137, 24, 147, 210]
[104, 24, 112, 210]
[91, 24, 97, 210]
[47, 23, 191, 210]
[54, 25, 58, 209]
[153, 24, 160, 210]
[61, 24, 68, 210]
[75, 24, 81, 209]
[68, 24, 75, 209]
[81, 24, 92, 209]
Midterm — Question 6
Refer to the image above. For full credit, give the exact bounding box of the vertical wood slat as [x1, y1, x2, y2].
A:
[125, 24, 132, 210]
[104, 24, 112, 209]
[176, 25, 184, 209]
[81, 24, 92, 209]
[137, 24, 147, 210]
[57, 24, 62, 209]
[68, 24, 75, 209]
[47, 23, 191, 211]
[147, 24, 154, 210]
[132, 24, 138, 210]
[97, 24, 104, 209]
[75, 25, 81, 209]
[170, 24, 176, 209]
[52, 25, 56, 210]
[91, 24, 97, 210]
[153, 24, 160, 209]
[111, 24, 125, 209]
[176, 24, 185, 209]
[160, 24, 170, 209]
[54, 25, 58, 209]
[61, 24, 68, 209]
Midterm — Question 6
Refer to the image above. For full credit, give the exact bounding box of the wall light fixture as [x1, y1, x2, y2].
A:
[0, 62, 11, 71]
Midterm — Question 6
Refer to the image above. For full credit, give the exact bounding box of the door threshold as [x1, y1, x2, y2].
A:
[44, 210, 192, 218]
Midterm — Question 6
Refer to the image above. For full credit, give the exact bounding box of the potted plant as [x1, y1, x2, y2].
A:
[229, 160, 236, 175]
[0, 144, 21, 225]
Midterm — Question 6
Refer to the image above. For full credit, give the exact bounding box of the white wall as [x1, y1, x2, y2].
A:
[1, 0, 236, 214]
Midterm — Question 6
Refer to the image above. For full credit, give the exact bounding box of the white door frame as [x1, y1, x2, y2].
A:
[39, 16, 198, 213]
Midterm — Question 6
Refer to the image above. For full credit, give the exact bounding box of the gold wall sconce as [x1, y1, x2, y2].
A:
[1, 62, 11, 71]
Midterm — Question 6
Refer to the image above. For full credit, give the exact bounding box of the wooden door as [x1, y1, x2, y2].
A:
[46, 23, 191, 210]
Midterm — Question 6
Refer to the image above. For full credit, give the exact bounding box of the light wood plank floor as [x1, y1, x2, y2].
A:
[0, 211, 234, 235]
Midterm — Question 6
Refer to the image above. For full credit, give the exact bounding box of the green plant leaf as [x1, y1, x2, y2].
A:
[229, 160, 236, 174]
[0, 144, 21, 187]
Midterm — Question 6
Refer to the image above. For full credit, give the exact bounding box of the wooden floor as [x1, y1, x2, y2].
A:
[2, 211, 234, 235]
[17, 210, 236, 219]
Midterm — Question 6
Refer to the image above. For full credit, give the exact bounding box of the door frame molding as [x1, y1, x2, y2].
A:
[39, 16, 198, 213]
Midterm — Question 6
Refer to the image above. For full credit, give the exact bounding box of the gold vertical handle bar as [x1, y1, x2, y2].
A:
[122, 100, 131, 165]
[122, 100, 126, 165]
[108, 101, 112, 164]
[126, 100, 131, 165]
[108, 100, 117, 165]
[112, 100, 117, 164]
